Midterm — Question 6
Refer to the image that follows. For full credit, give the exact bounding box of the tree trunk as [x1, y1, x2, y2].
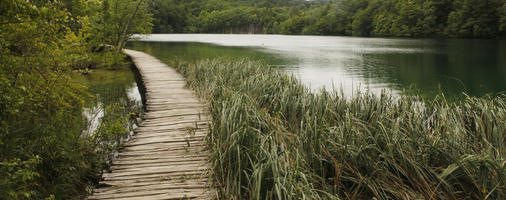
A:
[117, 0, 144, 52]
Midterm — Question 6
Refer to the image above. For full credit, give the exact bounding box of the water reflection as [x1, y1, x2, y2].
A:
[129, 41, 289, 66]
[128, 34, 505, 98]
[72, 65, 143, 135]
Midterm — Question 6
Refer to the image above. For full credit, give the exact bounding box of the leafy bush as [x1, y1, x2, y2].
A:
[0, 0, 147, 199]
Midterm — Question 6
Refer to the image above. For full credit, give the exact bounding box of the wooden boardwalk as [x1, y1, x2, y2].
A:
[89, 49, 215, 200]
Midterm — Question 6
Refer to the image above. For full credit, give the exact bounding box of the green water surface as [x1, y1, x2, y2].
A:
[71, 65, 142, 134]
[127, 34, 506, 98]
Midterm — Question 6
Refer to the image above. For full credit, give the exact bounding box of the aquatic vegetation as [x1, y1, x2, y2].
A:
[171, 58, 505, 199]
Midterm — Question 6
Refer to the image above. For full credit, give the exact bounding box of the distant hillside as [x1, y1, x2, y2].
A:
[150, 0, 505, 38]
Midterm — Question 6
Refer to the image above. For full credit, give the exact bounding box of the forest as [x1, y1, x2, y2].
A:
[150, 0, 506, 38]
[0, 0, 151, 199]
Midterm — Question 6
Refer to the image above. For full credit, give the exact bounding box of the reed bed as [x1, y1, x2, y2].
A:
[170, 58, 505, 200]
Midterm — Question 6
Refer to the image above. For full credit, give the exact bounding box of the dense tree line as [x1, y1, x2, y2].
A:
[150, 0, 320, 33]
[150, 0, 506, 38]
[0, 0, 151, 199]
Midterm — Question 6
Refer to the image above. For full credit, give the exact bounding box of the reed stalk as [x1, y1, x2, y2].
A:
[171, 58, 505, 200]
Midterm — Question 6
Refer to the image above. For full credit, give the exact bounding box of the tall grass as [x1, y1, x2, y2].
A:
[171, 58, 505, 199]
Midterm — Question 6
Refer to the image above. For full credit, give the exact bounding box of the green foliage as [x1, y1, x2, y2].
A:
[0, 157, 41, 200]
[149, 0, 505, 38]
[393, 0, 437, 37]
[1, 1, 89, 198]
[150, 0, 306, 34]
[280, 16, 308, 35]
[150, 0, 190, 33]
[447, 0, 503, 38]
[1, 0, 148, 198]
[91, 51, 129, 69]
[171, 58, 505, 199]
[500, 3, 506, 36]
[352, 7, 373, 36]
[88, 0, 152, 48]
[92, 105, 130, 161]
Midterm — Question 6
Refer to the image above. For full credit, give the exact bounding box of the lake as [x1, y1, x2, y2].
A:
[127, 34, 506, 98]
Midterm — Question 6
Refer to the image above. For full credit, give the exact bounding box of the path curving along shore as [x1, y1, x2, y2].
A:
[88, 49, 216, 200]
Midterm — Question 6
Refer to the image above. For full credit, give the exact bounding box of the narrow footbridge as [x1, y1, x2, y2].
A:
[89, 49, 215, 199]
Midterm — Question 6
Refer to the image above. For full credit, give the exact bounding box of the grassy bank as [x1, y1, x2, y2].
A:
[170, 58, 505, 199]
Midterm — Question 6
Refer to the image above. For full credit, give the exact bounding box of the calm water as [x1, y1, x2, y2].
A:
[128, 34, 506, 98]
[72, 65, 143, 135]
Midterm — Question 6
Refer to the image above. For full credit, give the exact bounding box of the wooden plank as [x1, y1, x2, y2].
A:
[143, 111, 208, 120]
[88, 49, 215, 199]
[140, 115, 203, 122]
[126, 136, 206, 146]
[146, 107, 207, 113]
[139, 120, 209, 128]
[110, 160, 208, 171]
[89, 188, 213, 200]
[135, 121, 208, 132]
[99, 178, 210, 188]
[146, 99, 202, 104]
[122, 137, 205, 148]
[117, 146, 208, 156]
[144, 110, 207, 118]
[103, 168, 208, 181]
[113, 156, 208, 166]
[128, 134, 205, 143]
[146, 102, 204, 107]
[101, 173, 209, 186]
[120, 142, 207, 152]
[114, 154, 208, 162]
[131, 131, 207, 139]
[94, 182, 211, 194]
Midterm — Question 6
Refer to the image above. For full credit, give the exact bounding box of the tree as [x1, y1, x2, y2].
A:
[143, 0, 504, 38]
[151, 0, 190, 33]
[448, 0, 502, 38]
[352, 4, 375, 36]
[89, 0, 152, 49]
[118, 0, 146, 51]
[1, 0, 89, 198]
[1, 0, 153, 198]
[280, 16, 307, 35]
[498, 2, 506, 37]
[391, 0, 437, 37]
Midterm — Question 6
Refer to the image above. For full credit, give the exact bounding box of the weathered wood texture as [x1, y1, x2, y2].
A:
[89, 49, 216, 200]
